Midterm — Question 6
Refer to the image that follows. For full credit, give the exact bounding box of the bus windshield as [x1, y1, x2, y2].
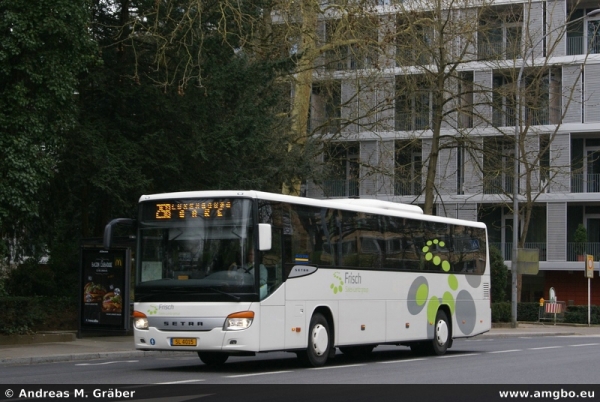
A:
[136, 198, 258, 301]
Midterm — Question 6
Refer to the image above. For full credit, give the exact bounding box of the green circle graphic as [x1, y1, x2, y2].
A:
[448, 274, 458, 290]
[416, 283, 429, 306]
[442, 291, 455, 315]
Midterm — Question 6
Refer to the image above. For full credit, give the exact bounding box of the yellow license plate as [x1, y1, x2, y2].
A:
[171, 338, 197, 346]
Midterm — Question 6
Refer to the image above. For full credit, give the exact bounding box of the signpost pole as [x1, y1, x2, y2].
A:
[585, 255, 594, 327]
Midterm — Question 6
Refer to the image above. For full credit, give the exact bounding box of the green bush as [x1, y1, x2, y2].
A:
[492, 302, 511, 322]
[517, 302, 540, 322]
[4, 259, 57, 296]
[491, 302, 544, 323]
[0, 297, 44, 335]
[564, 305, 600, 325]
[0, 296, 77, 335]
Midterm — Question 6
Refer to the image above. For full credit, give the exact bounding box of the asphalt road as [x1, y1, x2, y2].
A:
[2, 335, 599, 384]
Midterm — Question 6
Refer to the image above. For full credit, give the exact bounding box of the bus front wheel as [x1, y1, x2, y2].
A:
[198, 352, 229, 366]
[431, 310, 450, 355]
[299, 313, 331, 367]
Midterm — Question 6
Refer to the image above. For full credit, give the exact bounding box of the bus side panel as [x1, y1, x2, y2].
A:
[259, 305, 285, 351]
[386, 300, 423, 342]
[259, 285, 286, 351]
[284, 301, 307, 350]
[338, 300, 386, 345]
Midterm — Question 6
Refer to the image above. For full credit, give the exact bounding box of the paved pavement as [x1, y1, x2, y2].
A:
[1, 323, 598, 366]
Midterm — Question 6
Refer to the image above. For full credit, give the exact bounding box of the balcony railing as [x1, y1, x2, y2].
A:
[394, 180, 421, 196]
[567, 36, 600, 55]
[483, 175, 514, 194]
[478, 41, 522, 60]
[490, 242, 600, 262]
[492, 107, 517, 127]
[489, 243, 547, 261]
[395, 111, 430, 131]
[323, 179, 359, 198]
[567, 242, 600, 261]
[493, 106, 559, 127]
[571, 173, 600, 193]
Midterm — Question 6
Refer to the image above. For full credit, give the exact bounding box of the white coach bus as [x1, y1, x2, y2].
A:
[106, 190, 491, 367]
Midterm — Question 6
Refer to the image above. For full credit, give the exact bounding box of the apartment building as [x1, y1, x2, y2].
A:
[304, 0, 600, 304]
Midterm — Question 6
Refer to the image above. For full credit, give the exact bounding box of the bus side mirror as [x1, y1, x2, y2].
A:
[258, 223, 272, 251]
[103, 218, 136, 249]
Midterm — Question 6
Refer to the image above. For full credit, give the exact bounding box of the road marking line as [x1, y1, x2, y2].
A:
[438, 353, 480, 359]
[380, 358, 426, 364]
[528, 346, 562, 350]
[488, 349, 522, 354]
[226, 371, 293, 378]
[569, 343, 600, 347]
[75, 360, 138, 366]
[156, 379, 205, 384]
[310, 363, 366, 370]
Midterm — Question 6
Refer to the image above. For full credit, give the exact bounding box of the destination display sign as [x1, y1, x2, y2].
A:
[140, 199, 235, 222]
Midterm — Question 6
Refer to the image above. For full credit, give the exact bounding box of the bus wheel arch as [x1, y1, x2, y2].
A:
[298, 307, 334, 367]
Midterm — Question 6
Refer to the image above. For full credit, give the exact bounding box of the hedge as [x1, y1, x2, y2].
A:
[0, 296, 77, 335]
[492, 302, 600, 324]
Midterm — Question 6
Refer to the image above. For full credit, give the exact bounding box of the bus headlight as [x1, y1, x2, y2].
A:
[133, 310, 149, 330]
[224, 311, 255, 331]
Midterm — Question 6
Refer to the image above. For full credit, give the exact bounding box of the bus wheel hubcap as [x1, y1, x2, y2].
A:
[436, 320, 449, 345]
[312, 324, 328, 356]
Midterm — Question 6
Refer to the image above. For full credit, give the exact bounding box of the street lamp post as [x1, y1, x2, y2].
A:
[510, 9, 600, 328]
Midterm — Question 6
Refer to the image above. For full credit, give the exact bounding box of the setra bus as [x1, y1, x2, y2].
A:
[104, 190, 491, 367]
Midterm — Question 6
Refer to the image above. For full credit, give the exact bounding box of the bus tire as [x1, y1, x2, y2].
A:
[300, 313, 331, 367]
[431, 310, 450, 356]
[198, 352, 229, 366]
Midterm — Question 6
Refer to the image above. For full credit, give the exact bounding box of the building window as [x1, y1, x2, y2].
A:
[395, 76, 431, 131]
[478, 6, 523, 60]
[457, 145, 465, 195]
[458, 72, 474, 129]
[567, 9, 600, 55]
[323, 143, 360, 198]
[310, 81, 341, 134]
[396, 14, 433, 66]
[483, 137, 515, 194]
[395, 140, 422, 196]
[323, 18, 379, 71]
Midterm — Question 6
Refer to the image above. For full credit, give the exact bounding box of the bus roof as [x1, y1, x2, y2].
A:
[139, 190, 486, 228]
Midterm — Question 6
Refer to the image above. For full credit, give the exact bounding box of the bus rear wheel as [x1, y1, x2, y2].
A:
[299, 313, 331, 367]
[198, 352, 229, 366]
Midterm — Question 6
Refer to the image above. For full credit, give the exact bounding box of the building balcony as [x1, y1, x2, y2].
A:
[490, 242, 600, 262]
[322, 179, 359, 198]
[567, 36, 600, 55]
[483, 175, 514, 194]
[571, 173, 600, 193]
[490, 242, 547, 261]
[394, 180, 421, 196]
[478, 41, 522, 60]
[309, 118, 340, 134]
[395, 111, 430, 131]
[492, 107, 559, 127]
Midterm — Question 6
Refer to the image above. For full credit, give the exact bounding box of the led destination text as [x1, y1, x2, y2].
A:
[155, 201, 231, 220]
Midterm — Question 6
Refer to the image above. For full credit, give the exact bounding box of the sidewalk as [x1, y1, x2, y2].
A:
[1, 323, 598, 366]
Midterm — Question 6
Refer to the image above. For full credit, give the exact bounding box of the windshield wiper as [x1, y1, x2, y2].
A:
[207, 287, 240, 301]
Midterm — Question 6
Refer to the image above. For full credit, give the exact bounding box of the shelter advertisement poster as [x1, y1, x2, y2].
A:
[80, 248, 130, 331]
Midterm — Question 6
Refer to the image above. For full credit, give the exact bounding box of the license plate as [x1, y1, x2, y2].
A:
[171, 338, 197, 346]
